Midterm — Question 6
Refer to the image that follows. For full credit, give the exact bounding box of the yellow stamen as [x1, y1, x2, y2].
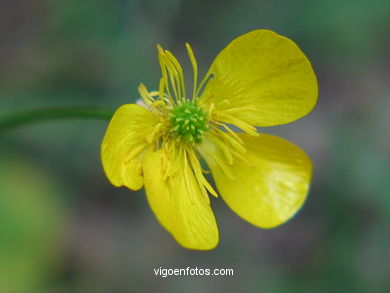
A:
[146, 122, 164, 144]
[165, 50, 186, 101]
[138, 83, 155, 105]
[185, 43, 198, 100]
[200, 145, 235, 180]
[187, 148, 218, 199]
[214, 111, 259, 136]
[157, 45, 174, 103]
[211, 120, 244, 145]
[209, 135, 234, 165]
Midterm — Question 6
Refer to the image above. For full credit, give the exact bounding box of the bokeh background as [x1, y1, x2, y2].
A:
[1, 0, 389, 292]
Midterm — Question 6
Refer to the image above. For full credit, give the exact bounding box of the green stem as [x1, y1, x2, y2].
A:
[0, 107, 114, 131]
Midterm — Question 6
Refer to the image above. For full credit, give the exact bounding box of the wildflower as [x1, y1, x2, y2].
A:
[101, 30, 318, 250]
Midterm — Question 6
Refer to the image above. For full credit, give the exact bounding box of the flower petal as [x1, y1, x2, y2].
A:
[200, 133, 312, 228]
[200, 30, 318, 127]
[143, 149, 219, 250]
[101, 104, 159, 190]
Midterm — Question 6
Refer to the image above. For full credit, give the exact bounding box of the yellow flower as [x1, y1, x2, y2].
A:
[101, 30, 318, 250]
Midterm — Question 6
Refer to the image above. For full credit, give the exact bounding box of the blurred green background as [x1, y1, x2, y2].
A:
[0, 0, 389, 292]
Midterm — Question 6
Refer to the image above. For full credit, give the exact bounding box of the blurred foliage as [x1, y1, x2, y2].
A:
[0, 152, 67, 292]
[0, 0, 389, 292]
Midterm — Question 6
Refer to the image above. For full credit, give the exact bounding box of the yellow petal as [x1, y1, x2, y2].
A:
[200, 30, 318, 127]
[143, 149, 219, 250]
[101, 104, 159, 190]
[200, 133, 312, 228]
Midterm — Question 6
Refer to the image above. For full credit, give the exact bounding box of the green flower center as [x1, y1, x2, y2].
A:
[170, 102, 208, 143]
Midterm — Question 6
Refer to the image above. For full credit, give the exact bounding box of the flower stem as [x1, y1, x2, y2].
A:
[0, 107, 114, 131]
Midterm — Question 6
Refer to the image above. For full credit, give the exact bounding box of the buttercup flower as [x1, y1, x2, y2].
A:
[101, 30, 318, 250]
